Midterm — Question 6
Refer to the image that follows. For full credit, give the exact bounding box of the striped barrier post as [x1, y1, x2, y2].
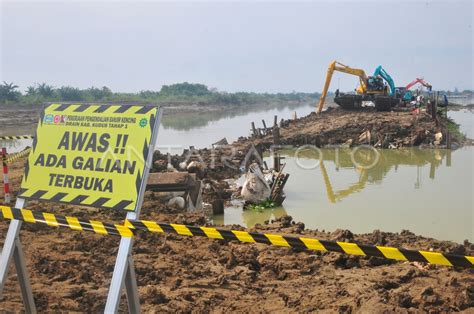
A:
[1, 148, 10, 204]
[0, 206, 472, 268]
[0, 135, 34, 140]
[5, 148, 32, 164]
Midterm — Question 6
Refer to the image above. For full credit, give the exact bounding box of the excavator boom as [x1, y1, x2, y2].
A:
[401, 78, 432, 101]
[373, 65, 396, 96]
[405, 78, 432, 91]
[316, 61, 368, 113]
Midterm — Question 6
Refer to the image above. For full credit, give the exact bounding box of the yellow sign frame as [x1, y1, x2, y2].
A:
[18, 103, 161, 211]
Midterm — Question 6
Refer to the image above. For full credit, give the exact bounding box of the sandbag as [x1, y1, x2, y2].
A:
[241, 165, 271, 203]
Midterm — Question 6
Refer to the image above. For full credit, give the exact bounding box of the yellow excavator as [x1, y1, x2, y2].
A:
[316, 61, 398, 113]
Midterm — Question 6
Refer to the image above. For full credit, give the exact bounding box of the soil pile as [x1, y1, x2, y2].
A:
[237, 107, 467, 148]
[0, 160, 472, 312]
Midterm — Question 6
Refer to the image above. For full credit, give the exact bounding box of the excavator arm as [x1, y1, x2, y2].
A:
[403, 78, 432, 101]
[405, 78, 432, 91]
[373, 65, 396, 96]
[316, 61, 368, 114]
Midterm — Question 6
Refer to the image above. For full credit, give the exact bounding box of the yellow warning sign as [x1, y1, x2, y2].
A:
[19, 103, 160, 211]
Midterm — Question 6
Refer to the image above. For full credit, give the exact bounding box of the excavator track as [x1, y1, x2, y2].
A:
[334, 95, 362, 110]
[374, 95, 399, 111]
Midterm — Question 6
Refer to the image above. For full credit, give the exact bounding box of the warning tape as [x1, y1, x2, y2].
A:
[0, 206, 473, 268]
[0, 206, 132, 237]
[0, 135, 34, 140]
[5, 148, 32, 164]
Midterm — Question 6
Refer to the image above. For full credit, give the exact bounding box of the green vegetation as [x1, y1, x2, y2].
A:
[2, 81, 470, 107]
[0, 81, 319, 106]
[245, 199, 277, 212]
[0, 82, 21, 102]
[445, 116, 466, 142]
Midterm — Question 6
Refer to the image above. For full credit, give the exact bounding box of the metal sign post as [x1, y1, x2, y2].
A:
[0, 197, 36, 313]
[105, 214, 140, 312]
[105, 108, 161, 313]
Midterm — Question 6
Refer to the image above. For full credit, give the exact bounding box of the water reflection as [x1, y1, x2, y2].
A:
[243, 206, 288, 227]
[156, 102, 314, 152]
[215, 147, 472, 243]
[214, 205, 289, 227]
[284, 147, 451, 202]
[320, 160, 368, 204]
[161, 102, 313, 131]
[0, 104, 472, 242]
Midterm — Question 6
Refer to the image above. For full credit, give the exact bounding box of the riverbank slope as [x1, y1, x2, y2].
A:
[0, 157, 472, 312]
[233, 107, 470, 149]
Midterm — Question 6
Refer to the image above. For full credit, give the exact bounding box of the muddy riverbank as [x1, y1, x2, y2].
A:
[234, 107, 470, 149]
[0, 104, 472, 312]
[3, 102, 468, 151]
[0, 158, 473, 312]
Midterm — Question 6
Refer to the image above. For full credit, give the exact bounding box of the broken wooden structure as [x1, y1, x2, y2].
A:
[269, 153, 289, 206]
[270, 172, 290, 206]
[147, 172, 202, 211]
[250, 115, 284, 138]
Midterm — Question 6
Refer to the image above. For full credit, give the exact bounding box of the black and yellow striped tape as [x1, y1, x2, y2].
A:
[0, 206, 472, 268]
[0, 206, 132, 237]
[5, 148, 32, 164]
[0, 135, 34, 140]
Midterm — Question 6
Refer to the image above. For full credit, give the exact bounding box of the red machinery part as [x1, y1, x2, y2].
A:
[1, 148, 10, 204]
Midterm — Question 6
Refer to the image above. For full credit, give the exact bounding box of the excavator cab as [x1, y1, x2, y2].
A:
[366, 76, 385, 93]
[395, 87, 407, 99]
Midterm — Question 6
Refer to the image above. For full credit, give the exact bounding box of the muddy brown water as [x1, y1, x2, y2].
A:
[215, 147, 473, 244]
[1, 103, 472, 244]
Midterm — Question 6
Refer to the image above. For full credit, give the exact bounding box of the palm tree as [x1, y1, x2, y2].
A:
[37, 83, 55, 98]
[0, 81, 21, 102]
[26, 85, 37, 96]
[57, 86, 83, 101]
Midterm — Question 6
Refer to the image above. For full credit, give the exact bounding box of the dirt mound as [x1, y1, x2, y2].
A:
[0, 108, 472, 312]
[0, 162, 473, 312]
[236, 107, 466, 149]
[0, 210, 472, 312]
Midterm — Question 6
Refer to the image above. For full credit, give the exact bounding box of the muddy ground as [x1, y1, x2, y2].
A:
[0, 158, 473, 312]
[234, 107, 470, 149]
[0, 105, 473, 312]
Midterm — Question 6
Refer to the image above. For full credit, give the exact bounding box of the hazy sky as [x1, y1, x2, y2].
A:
[1, 0, 472, 93]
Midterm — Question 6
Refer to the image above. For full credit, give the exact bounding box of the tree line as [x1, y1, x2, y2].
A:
[0, 81, 320, 106]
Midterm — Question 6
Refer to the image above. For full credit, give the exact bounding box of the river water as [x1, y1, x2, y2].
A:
[156, 102, 314, 153]
[1, 103, 472, 243]
[215, 147, 473, 243]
